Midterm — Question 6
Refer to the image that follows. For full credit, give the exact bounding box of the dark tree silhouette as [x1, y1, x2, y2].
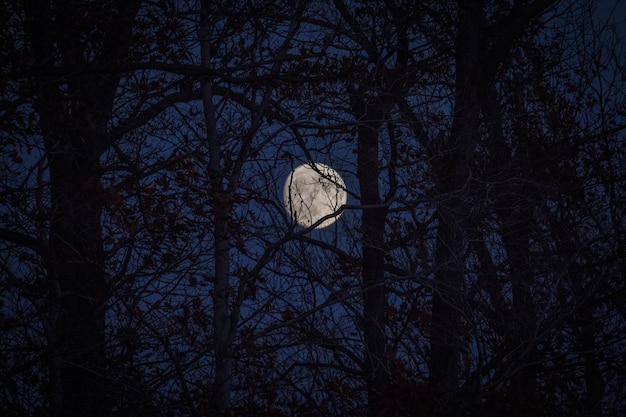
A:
[1, 1, 624, 417]
[2, 2, 142, 416]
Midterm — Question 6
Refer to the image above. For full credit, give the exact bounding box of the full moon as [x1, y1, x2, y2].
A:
[283, 163, 347, 228]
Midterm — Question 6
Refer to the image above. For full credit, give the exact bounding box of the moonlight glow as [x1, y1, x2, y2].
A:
[283, 163, 347, 228]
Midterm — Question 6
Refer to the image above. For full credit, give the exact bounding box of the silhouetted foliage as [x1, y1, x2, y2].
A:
[1, 1, 624, 416]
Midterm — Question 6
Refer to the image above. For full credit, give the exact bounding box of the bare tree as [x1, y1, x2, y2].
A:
[0, 2, 144, 416]
[2, 1, 624, 417]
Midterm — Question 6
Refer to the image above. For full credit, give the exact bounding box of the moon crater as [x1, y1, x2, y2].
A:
[283, 163, 347, 228]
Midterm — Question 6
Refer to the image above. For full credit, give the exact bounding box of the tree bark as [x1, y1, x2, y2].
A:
[482, 79, 541, 416]
[429, 1, 482, 413]
[351, 94, 391, 417]
[21, 2, 141, 415]
[200, 6, 233, 415]
[47, 140, 109, 417]
[37, 64, 116, 417]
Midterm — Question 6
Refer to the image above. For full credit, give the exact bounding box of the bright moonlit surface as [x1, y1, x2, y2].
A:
[283, 163, 347, 228]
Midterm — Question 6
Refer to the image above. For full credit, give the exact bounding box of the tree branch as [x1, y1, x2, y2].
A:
[0, 227, 49, 256]
[109, 90, 201, 141]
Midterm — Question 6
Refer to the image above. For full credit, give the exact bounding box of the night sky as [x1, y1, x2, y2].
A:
[1, 1, 625, 417]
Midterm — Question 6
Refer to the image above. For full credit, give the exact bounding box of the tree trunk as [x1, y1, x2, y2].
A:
[429, 1, 482, 414]
[495, 79, 543, 416]
[47, 142, 109, 417]
[37, 61, 115, 417]
[21, 2, 141, 415]
[353, 98, 391, 417]
[38, 76, 117, 417]
[200, 9, 233, 415]
[579, 307, 605, 417]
